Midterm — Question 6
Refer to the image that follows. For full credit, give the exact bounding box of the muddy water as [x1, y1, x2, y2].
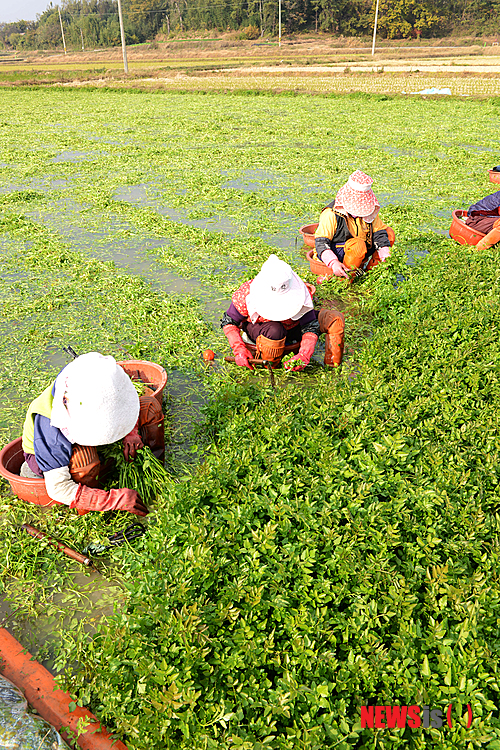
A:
[166, 369, 209, 469]
[25, 204, 230, 323]
[113, 182, 309, 267]
[0, 571, 124, 671]
[2, 160, 452, 298]
[50, 151, 100, 164]
[114, 184, 241, 235]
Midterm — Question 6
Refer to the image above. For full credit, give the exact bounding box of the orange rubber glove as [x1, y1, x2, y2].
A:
[123, 423, 144, 461]
[321, 249, 349, 278]
[284, 333, 318, 372]
[71, 484, 148, 516]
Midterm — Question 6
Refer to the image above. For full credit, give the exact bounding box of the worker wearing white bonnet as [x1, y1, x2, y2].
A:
[314, 170, 395, 278]
[21, 352, 148, 515]
[221, 254, 345, 370]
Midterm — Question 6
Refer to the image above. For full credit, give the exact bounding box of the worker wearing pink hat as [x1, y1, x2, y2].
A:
[314, 170, 395, 278]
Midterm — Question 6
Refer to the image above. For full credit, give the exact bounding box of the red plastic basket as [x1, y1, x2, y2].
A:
[306, 249, 333, 277]
[299, 223, 319, 248]
[488, 170, 500, 185]
[118, 360, 167, 404]
[0, 438, 59, 508]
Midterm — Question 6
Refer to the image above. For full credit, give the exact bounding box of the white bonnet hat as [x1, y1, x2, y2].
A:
[50, 352, 140, 446]
[246, 254, 311, 322]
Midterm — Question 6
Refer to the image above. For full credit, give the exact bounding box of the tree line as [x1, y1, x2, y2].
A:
[1, 0, 499, 51]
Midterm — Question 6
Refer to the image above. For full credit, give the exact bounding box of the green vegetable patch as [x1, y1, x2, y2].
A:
[47, 241, 500, 749]
[1, 88, 500, 750]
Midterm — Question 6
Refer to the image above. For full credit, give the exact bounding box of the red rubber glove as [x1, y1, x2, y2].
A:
[284, 333, 318, 372]
[223, 324, 254, 370]
[321, 249, 349, 278]
[71, 484, 148, 516]
[123, 424, 144, 461]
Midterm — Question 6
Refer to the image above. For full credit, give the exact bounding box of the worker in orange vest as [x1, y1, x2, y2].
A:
[314, 170, 395, 277]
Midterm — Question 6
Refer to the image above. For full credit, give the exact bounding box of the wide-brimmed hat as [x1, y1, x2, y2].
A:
[50, 352, 140, 446]
[334, 170, 380, 218]
[246, 254, 312, 322]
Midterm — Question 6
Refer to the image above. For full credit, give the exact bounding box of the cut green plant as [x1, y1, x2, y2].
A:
[99, 443, 171, 506]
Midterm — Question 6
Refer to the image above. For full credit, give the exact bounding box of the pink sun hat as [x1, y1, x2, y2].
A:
[334, 170, 380, 219]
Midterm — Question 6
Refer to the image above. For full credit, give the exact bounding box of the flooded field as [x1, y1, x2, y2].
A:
[1, 87, 500, 748]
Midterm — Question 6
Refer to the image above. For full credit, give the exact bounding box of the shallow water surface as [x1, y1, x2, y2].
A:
[0, 569, 124, 670]
[50, 150, 100, 164]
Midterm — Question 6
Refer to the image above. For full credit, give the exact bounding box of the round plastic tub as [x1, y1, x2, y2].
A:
[118, 360, 168, 405]
[299, 223, 319, 248]
[449, 209, 486, 246]
[306, 249, 333, 277]
[489, 169, 500, 185]
[0, 438, 59, 508]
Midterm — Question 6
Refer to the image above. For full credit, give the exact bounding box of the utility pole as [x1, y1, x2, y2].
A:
[58, 6, 67, 55]
[116, 0, 128, 73]
[80, 26, 84, 51]
[371, 0, 379, 56]
[278, 0, 281, 47]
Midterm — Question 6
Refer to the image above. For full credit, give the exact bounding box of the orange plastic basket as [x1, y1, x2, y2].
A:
[117, 360, 167, 405]
[449, 210, 486, 246]
[0, 438, 59, 508]
[306, 249, 333, 277]
[299, 223, 319, 248]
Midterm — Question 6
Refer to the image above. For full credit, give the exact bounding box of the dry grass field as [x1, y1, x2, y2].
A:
[1, 33, 500, 95]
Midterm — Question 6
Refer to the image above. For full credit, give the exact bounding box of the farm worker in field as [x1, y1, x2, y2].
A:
[314, 170, 395, 278]
[20, 352, 152, 516]
[465, 189, 500, 251]
[221, 253, 345, 370]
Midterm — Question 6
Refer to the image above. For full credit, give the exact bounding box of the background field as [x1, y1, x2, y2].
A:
[2, 35, 500, 95]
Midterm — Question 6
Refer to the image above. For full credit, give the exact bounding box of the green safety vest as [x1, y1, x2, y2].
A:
[21, 383, 55, 455]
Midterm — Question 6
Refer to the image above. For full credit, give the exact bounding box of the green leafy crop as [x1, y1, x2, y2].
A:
[1, 87, 500, 750]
